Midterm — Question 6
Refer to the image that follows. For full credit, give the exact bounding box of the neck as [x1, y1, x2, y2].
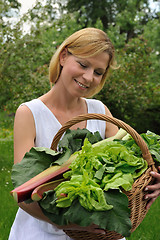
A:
[42, 85, 82, 112]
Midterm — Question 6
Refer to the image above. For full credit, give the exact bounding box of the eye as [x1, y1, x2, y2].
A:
[78, 61, 87, 68]
[94, 71, 103, 76]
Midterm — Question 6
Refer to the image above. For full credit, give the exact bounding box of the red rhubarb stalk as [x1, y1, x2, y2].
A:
[10, 153, 77, 203]
[31, 179, 65, 201]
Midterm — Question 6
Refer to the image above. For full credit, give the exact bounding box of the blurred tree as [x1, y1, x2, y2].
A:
[0, 0, 21, 17]
[0, 0, 21, 42]
[143, 16, 160, 84]
[64, 0, 159, 42]
[0, 0, 22, 111]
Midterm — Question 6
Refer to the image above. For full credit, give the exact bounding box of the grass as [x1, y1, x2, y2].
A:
[0, 111, 14, 139]
[0, 111, 17, 240]
[127, 197, 160, 240]
[0, 139, 18, 240]
[0, 111, 160, 240]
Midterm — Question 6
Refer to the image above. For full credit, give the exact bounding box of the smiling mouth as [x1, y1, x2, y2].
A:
[74, 79, 89, 89]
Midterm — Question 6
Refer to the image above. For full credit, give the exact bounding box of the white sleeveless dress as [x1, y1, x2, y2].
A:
[9, 98, 125, 240]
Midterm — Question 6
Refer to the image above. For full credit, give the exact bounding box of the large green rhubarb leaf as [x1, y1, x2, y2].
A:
[11, 147, 60, 188]
[90, 190, 131, 237]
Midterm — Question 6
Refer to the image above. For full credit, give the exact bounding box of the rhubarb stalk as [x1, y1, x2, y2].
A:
[31, 179, 65, 201]
[10, 153, 76, 203]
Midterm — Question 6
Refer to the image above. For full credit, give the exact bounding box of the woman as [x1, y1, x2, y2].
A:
[9, 27, 160, 240]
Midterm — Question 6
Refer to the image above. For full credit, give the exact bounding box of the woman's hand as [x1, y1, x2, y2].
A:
[57, 223, 105, 234]
[144, 166, 160, 209]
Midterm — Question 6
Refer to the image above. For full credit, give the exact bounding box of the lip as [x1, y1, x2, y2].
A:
[74, 79, 89, 89]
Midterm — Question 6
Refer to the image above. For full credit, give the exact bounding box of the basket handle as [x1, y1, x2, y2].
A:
[50, 113, 155, 167]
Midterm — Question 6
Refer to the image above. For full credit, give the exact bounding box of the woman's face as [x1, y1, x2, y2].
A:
[58, 49, 110, 97]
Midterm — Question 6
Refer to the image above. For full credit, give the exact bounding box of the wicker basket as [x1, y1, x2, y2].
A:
[50, 114, 157, 240]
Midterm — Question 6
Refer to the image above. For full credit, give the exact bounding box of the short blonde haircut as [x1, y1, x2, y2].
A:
[49, 27, 116, 97]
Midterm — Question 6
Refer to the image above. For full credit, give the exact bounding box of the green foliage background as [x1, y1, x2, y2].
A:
[0, 0, 160, 134]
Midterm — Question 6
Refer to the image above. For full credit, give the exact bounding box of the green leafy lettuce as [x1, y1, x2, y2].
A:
[53, 138, 147, 210]
[118, 130, 160, 164]
[55, 171, 113, 211]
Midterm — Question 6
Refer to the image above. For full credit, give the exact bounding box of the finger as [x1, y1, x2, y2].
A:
[145, 190, 160, 199]
[145, 182, 160, 192]
[150, 171, 160, 180]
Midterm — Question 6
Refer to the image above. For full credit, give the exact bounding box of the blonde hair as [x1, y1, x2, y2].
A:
[49, 27, 116, 97]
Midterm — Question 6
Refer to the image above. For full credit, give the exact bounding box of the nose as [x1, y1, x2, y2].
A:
[82, 69, 94, 82]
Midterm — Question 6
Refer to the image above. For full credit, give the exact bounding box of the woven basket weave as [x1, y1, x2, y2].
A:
[50, 114, 156, 240]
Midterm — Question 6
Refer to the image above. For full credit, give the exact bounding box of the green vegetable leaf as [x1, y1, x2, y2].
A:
[40, 191, 69, 225]
[55, 172, 113, 211]
[11, 147, 60, 188]
[90, 190, 131, 237]
[149, 149, 160, 163]
[68, 138, 103, 179]
[32, 147, 59, 157]
[58, 128, 102, 153]
[64, 199, 93, 227]
[103, 173, 134, 191]
[94, 164, 106, 180]
[53, 147, 72, 166]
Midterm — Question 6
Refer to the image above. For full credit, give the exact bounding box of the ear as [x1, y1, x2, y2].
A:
[59, 48, 68, 66]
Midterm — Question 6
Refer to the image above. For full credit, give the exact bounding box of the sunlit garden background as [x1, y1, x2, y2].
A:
[1, 0, 160, 239]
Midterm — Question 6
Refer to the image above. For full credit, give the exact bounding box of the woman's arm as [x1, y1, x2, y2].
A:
[14, 105, 36, 164]
[14, 105, 55, 223]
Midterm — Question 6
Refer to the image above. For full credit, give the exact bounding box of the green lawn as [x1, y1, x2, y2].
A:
[127, 197, 160, 240]
[0, 139, 18, 240]
[0, 137, 160, 240]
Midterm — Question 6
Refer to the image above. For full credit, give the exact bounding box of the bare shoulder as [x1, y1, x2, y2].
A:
[14, 105, 35, 134]
[104, 105, 119, 138]
[15, 104, 33, 119]
[14, 105, 36, 164]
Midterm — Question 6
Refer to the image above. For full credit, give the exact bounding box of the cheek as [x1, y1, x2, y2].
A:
[63, 62, 78, 76]
[93, 77, 102, 86]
